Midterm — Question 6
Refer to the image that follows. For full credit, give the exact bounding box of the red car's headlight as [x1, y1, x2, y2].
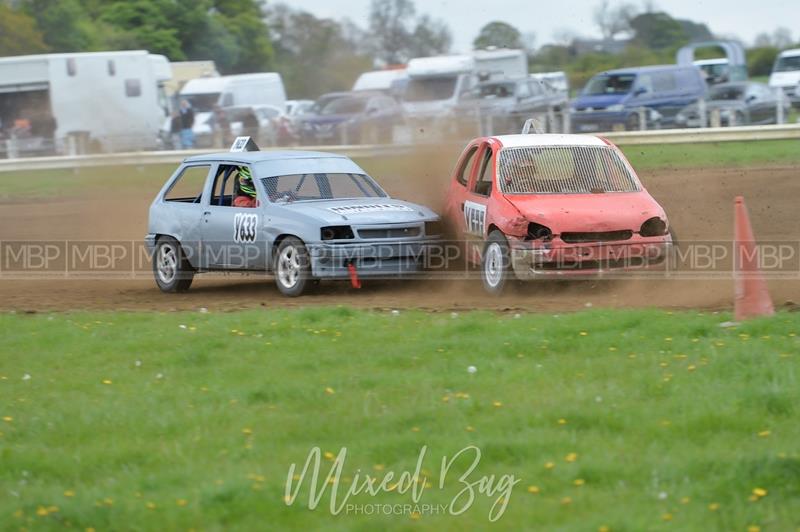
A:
[640, 217, 668, 236]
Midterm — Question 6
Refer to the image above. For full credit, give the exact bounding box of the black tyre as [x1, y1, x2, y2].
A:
[481, 231, 512, 295]
[274, 237, 312, 297]
[153, 236, 194, 293]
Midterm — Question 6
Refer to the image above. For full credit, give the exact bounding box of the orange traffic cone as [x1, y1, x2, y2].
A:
[734, 196, 774, 321]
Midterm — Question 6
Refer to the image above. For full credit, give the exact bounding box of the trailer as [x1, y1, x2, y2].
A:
[0, 51, 171, 156]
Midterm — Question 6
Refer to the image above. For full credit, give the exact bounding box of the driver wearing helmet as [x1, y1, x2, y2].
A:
[233, 166, 257, 208]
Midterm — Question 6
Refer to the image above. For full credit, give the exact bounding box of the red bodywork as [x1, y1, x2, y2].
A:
[444, 135, 672, 277]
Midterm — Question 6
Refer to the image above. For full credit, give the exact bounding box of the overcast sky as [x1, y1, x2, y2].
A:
[283, 0, 799, 52]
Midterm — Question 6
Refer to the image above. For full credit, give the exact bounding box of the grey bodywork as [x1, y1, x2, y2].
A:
[146, 150, 440, 279]
[456, 77, 568, 134]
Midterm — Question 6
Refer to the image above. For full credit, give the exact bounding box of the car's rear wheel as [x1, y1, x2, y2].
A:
[482, 231, 512, 295]
[274, 237, 312, 297]
[153, 236, 194, 293]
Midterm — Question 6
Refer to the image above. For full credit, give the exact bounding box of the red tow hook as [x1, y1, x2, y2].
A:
[347, 262, 361, 289]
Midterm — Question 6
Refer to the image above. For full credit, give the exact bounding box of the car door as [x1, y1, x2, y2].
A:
[447, 144, 480, 238]
[160, 163, 214, 265]
[201, 162, 269, 271]
[750, 85, 773, 123]
[465, 142, 494, 242]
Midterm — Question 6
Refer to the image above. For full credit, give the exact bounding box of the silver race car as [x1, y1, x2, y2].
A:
[146, 140, 441, 296]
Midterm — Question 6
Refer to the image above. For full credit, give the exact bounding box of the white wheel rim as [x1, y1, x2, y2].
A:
[277, 246, 300, 288]
[157, 244, 178, 284]
[484, 242, 503, 288]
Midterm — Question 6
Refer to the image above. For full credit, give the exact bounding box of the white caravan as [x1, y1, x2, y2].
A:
[352, 69, 408, 95]
[402, 49, 528, 119]
[0, 51, 170, 154]
[175, 73, 287, 147]
[473, 48, 528, 81]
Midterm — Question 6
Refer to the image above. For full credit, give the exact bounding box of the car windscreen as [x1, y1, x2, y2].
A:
[775, 55, 800, 72]
[498, 146, 640, 194]
[182, 93, 220, 113]
[708, 85, 745, 101]
[261, 173, 387, 202]
[478, 83, 516, 98]
[403, 77, 458, 102]
[321, 97, 368, 115]
[583, 74, 636, 95]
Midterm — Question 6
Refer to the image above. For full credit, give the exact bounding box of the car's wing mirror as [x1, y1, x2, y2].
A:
[633, 87, 648, 97]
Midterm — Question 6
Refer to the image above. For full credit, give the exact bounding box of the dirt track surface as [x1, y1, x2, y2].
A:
[1, 165, 799, 312]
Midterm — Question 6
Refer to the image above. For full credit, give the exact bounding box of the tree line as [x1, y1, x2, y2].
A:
[1, 0, 798, 98]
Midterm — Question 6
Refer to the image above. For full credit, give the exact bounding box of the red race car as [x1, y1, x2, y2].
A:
[444, 134, 674, 293]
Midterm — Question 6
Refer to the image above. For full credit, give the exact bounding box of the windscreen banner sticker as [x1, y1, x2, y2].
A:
[328, 204, 415, 215]
[464, 200, 486, 236]
[234, 213, 258, 243]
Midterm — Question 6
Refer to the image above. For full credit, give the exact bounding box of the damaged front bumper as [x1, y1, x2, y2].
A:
[508, 235, 673, 279]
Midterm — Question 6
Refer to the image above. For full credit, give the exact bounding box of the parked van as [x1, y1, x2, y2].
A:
[174, 73, 286, 147]
[570, 65, 707, 132]
[769, 49, 800, 108]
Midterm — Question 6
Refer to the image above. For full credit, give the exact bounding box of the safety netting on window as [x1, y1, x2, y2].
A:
[497, 145, 641, 194]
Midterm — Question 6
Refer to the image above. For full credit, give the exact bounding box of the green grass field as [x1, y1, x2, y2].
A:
[1, 138, 799, 201]
[1, 308, 799, 531]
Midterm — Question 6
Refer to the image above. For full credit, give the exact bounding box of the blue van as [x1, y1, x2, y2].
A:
[570, 65, 707, 132]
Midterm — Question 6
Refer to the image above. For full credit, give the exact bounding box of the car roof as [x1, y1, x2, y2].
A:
[599, 64, 694, 75]
[183, 150, 348, 165]
[493, 134, 607, 148]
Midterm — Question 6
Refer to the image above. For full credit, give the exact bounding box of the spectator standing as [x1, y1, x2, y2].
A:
[179, 99, 195, 149]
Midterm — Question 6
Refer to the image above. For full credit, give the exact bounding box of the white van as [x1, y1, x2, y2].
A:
[769, 49, 800, 108]
[176, 73, 287, 147]
[0, 50, 170, 154]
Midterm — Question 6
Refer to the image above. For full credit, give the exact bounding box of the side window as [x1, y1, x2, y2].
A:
[455, 146, 478, 186]
[636, 74, 653, 94]
[528, 81, 543, 96]
[517, 82, 530, 98]
[164, 165, 210, 203]
[210, 164, 251, 207]
[653, 72, 677, 92]
[472, 148, 494, 197]
[125, 79, 142, 98]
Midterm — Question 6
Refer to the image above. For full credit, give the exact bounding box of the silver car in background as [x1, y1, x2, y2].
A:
[146, 149, 441, 296]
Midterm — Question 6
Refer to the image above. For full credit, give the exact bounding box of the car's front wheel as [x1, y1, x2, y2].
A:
[274, 237, 312, 297]
[482, 231, 512, 295]
[153, 236, 194, 293]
